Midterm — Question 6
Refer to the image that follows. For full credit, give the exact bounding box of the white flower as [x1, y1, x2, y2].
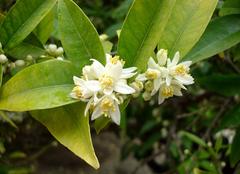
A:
[166, 51, 194, 86]
[91, 94, 121, 125]
[85, 54, 136, 95]
[70, 54, 136, 125]
[157, 80, 183, 104]
[70, 76, 100, 101]
[138, 49, 194, 104]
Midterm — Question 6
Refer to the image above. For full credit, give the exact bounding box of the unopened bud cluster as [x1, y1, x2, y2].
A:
[44, 44, 64, 60]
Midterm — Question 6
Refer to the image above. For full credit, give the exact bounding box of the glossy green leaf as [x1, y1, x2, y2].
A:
[31, 103, 99, 169]
[198, 74, 240, 96]
[34, 7, 55, 44]
[184, 15, 240, 63]
[118, 0, 176, 70]
[219, 0, 240, 16]
[0, 60, 79, 111]
[0, 0, 57, 50]
[230, 128, 240, 166]
[158, 0, 218, 58]
[58, 0, 105, 68]
[94, 117, 111, 134]
[6, 42, 45, 60]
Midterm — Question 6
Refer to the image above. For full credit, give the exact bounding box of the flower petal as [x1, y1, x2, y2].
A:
[175, 75, 194, 85]
[91, 105, 102, 120]
[172, 51, 180, 66]
[111, 102, 120, 125]
[85, 80, 101, 92]
[114, 82, 135, 94]
[148, 57, 159, 69]
[122, 67, 137, 74]
[73, 76, 84, 86]
[84, 98, 93, 116]
[91, 59, 105, 77]
[157, 49, 168, 66]
[158, 92, 165, 105]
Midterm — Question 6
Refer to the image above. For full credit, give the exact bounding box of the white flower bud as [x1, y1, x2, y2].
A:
[163, 120, 170, 127]
[184, 149, 190, 155]
[56, 47, 64, 56]
[161, 128, 168, 138]
[0, 54, 8, 64]
[143, 91, 151, 101]
[221, 161, 226, 167]
[207, 142, 212, 147]
[8, 62, 16, 69]
[48, 44, 57, 52]
[99, 34, 108, 41]
[15, 60, 25, 67]
[57, 57, 64, 61]
[26, 55, 33, 61]
[144, 80, 153, 92]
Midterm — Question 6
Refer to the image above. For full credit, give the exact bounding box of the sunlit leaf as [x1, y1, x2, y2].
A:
[0, 0, 57, 50]
[158, 0, 218, 58]
[118, 0, 176, 70]
[0, 60, 79, 111]
[31, 103, 99, 169]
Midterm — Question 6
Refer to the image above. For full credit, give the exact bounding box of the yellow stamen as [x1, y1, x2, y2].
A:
[175, 65, 188, 76]
[145, 69, 159, 80]
[72, 86, 83, 98]
[100, 98, 115, 115]
[99, 74, 114, 89]
[161, 86, 174, 98]
[110, 56, 125, 65]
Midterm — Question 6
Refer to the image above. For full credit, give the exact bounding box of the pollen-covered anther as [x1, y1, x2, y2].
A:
[145, 69, 159, 80]
[161, 86, 174, 98]
[100, 98, 115, 115]
[175, 65, 188, 76]
[72, 86, 83, 98]
[99, 74, 114, 89]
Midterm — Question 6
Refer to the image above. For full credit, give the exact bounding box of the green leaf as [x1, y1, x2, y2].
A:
[184, 15, 240, 63]
[219, 0, 240, 16]
[179, 131, 207, 147]
[230, 128, 240, 167]
[118, 0, 176, 70]
[0, 0, 57, 50]
[0, 60, 79, 111]
[220, 104, 240, 129]
[31, 103, 99, 169]
[158, 0, 218, 58]
[58, 0, 105, 68]
[34, 7, 55, 44]
[197, 74, 240, 96]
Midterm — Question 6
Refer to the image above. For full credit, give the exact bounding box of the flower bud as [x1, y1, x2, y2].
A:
[143, 91, 151, 101]
[0, 54, 8, 64]
[15, 60, 25, 67]
[26, 55, 33, 61]
[145, 80, 153, 92]
[221, 161, 226, 168]
[0, 42, 2, 49]
[207, 141, 212, 147]
[48, 44, 57, 52]
[184, 149, 190, 155]
[57, 57, 64, 61]
[8, 62, 16, 69]
[99, 34, 108, 41]
[56, 47, 64, 56]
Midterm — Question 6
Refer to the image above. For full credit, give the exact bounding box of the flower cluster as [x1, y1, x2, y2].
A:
[42, 44, 64, 60]
[70, 54, 136, 125]
[70, 49, 194, 125]
[137, 49, 194, 104]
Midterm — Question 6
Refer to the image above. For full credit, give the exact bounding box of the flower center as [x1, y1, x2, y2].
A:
[100, 98, 115, 115]
[145, 69, 159, 80]
[110, 56, 125, 65]
[99, 74, 114, 89]
[175, 65, 188, 76]
[72, 86, 83, 98]
[161, 86, 174, 98]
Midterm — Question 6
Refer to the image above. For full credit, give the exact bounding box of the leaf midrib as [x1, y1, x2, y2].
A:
[4, 0, 55, 49]
[1, 84, 73, 99]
